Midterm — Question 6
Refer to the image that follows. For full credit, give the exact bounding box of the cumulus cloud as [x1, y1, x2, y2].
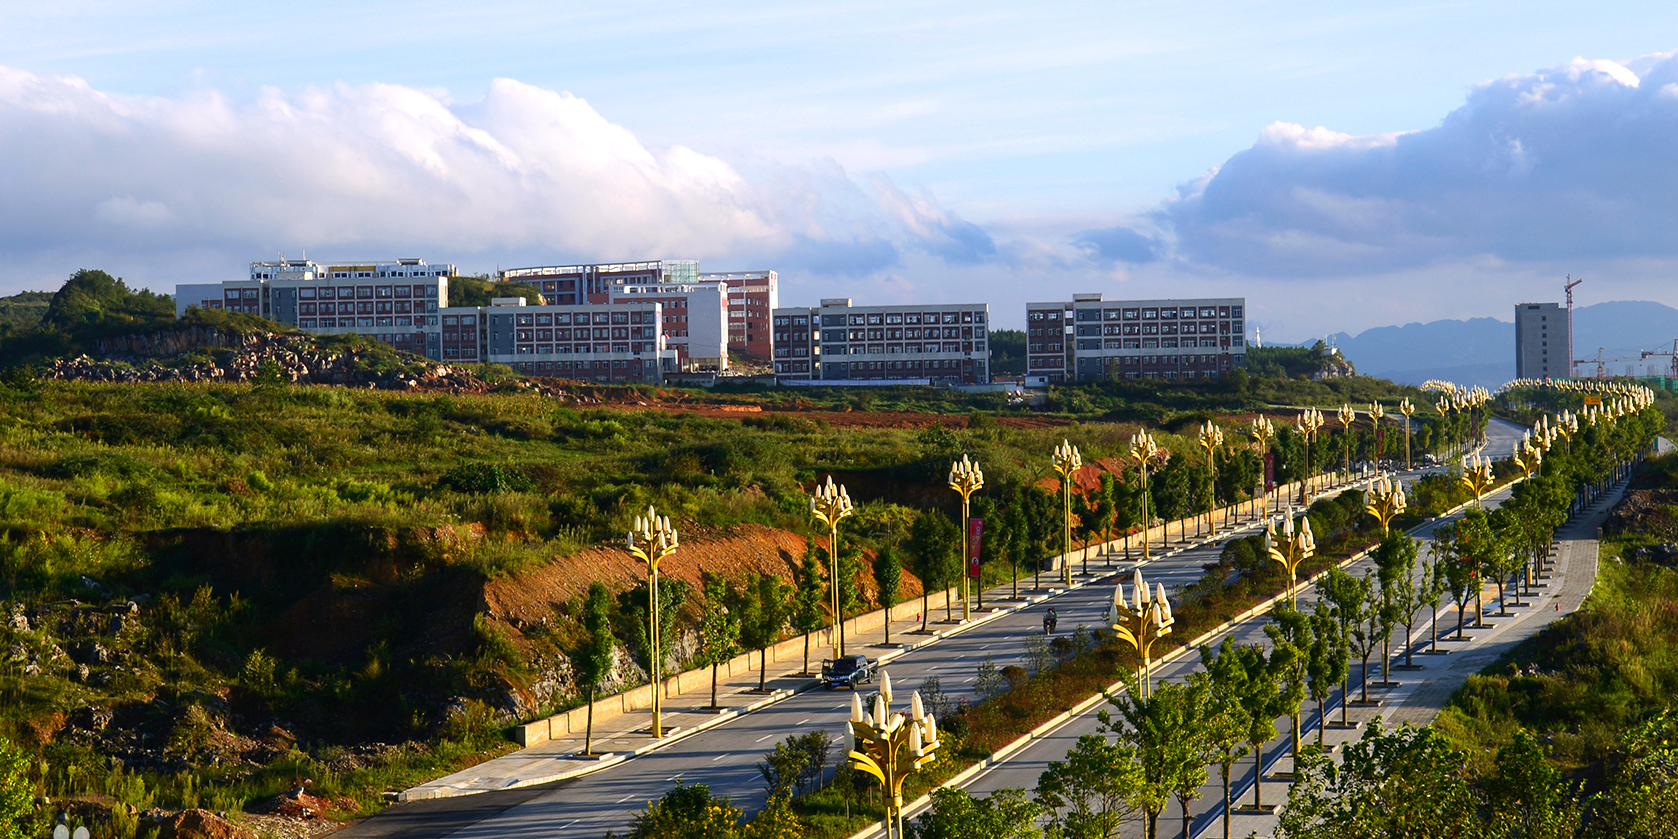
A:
[1158, 52, 1678, 276]
[1071, 224, 1162, 264]
[0, 67, 992, 281]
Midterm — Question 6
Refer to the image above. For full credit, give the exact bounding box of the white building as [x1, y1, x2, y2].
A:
[1027, 294, 1247, 382]
[772, 298, 990, 384]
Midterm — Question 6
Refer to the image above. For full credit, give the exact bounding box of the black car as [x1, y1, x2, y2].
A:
[820, 654, 877, 689]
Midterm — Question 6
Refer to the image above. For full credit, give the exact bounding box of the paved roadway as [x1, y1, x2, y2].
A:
[336, 419, 1529, 839]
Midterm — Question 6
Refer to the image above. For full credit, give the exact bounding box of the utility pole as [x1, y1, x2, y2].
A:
[1564, 276, 1582, 378]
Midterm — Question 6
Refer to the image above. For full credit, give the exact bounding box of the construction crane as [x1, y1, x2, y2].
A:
[1565, 275, 1583, 378]
[1640, 339, 1678, 379]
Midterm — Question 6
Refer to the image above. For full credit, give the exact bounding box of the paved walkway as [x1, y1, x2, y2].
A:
[1207, 478, 1622, 839]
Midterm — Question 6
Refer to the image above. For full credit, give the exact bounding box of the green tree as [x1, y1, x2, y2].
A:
[1305, 604, 1350, 750]
[1433, 525, 1477, 639]
[756, 737, 810, 800]
[874, 544, 904, 646]
[741, 573, 790, 692]
[1109, 677, 1212, 839]
[624, 780, 743, 839]
[1264, 606, 1313, 764]
[1273, 719, 1479, 839]
[1199, 639, 1252, 839]
[572, 582, 617, 755]
[1372, 533, 1417, 685]
[908, 787, 1044, 839]
[697, 572, 742, 709]
[909, 508, 960, 629]
[791, 551, 826, 674]
[1484, 729, 1579, 839]
[0, 736, 32, 839]
[1457, 508, 1508, 622]
[1592, 710, 1678, 838]
[1230, 640, 1283, 810]
[1033, 732, 1142, 839]
[618, 577, 691, 683]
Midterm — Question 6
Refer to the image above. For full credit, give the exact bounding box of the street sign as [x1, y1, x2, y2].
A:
[968, 518, 983, 578]
[1583, 395, 1602, 406]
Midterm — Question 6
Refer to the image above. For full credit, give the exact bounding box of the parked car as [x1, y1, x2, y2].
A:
[820, 654, 877, 690]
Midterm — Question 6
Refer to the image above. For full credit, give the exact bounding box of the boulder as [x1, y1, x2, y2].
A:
[154, 809, 257, 839]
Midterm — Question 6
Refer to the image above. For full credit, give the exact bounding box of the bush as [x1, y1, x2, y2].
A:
[437, 463, 535, 494]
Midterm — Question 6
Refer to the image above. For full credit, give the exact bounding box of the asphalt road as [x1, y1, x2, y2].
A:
[336, 418, 1530, 839]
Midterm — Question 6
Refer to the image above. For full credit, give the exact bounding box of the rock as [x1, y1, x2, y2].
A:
[7, 607, 27, 632]
[72, 641, 113, 665]
[154, 808, 257, 839]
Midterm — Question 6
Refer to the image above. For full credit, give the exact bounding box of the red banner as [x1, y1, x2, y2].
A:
[1264, 452, 1276, 491]
[968, 518, 983, 578]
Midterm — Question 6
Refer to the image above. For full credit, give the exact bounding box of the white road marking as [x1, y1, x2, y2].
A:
[712, 753, 731, 761]
[615, 794, 635, 804]
[755, 734, 774, 742]
[796, 719, 809, 725]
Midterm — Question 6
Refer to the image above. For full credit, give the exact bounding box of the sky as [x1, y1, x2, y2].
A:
[4, 1, 1678, 340]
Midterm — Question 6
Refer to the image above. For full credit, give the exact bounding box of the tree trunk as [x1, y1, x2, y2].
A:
[945, 583, 952, 622]
[710, 662, 720, 708]
[583, 686, 596, 755]
[1404, 622, 1416, 667]
[1221, 763, 1232, 839]
[1147, 809, 1159, 839]
[884, 604, 891, 646]
[1430, 605, 1440, 653]
[759, 648, 768, 692]
[1456, 600, 1467, 639]
[1381, 637, 1390, 684]
[921, 590, 930, 633]
[1340, 679, 1349, 726]
[1316, 696, 1325, 747]
[1359, 651, 1371, 702]
[1475, 585, 1485, 627]
[1252, 746, 1264, 809]
[1180, 796, 1192, 839]
[802, 633, 810, 675]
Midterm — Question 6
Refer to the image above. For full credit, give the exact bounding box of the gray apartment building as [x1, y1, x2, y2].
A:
[772, 298, 990, 384]
[1027, 293, 1247, 383]
[1515, 302, 1569, 379]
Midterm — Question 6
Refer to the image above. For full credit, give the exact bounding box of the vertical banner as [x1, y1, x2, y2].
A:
[968, 518, 983, 578]
[1376, 427, 1385, 459]
[1264, 452, 1276, 491]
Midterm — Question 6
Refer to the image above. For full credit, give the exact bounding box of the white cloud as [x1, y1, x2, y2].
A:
[0, 66, 994, 286]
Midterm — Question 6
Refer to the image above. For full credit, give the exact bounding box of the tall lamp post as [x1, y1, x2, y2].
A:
[1198, 421, 1224, 536]
[1267, 508, 1316, 607]
[1336, 404, 1356, 480]
[1460, 452, 1495, 508]
[1250, 415, 1276, 519]
[1128, 430, 1169, 560]
[948, 455, 985, 620]
[627, 506, 679, 738]
[1110, 568, 1174, 698]
[1297, 408, 1324, 504]
[846, 672, 940, 839]
[811, 476, 855, 659]
[1365, 475, 1407, 535]
[1368, 402, 1386, 465]
[1052, 440, 1082, 586]
[1398, 398, 1416, 471]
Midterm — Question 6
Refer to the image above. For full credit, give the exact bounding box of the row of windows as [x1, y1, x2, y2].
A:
[508, 327, 652, 341]
[324, 269, 449, 279]
[1082, 322, 1237, 337]
[294, 285, 438, 300]
[1082, 306, 1241, 321]
[299, 301, 432, 315]
[512, 311, 646, 326]
[772, 315, 811, 326]
[511, 360, 647, 372]
[832, 342, 975, 355]
[299, 317, 426, 329]
[817, 311, 984, 327]
[507, 344, 648, 355]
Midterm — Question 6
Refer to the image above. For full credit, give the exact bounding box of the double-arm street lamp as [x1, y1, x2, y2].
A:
[1368, 402, 1386, 464]
[1052, 440, 1082, 586]
[845, 671, 940, 839]
[1250, 415, 1276, 518]
[1110, 568, 1174, 698]
[1267, 508, 1316, 607]
[1128, 430, 1169, 560]
[1336, 404, 1356, 478]
[1398, 398, 1416, 471]
[811, 476, 855, 659]
[948, 455, 984, 619]
[1297, 408, 1324, 504]
[1198, 421, 1224, 536]
[627, 505, 679, 738]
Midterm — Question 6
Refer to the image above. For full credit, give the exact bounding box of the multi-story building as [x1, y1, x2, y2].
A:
[499, 260, 699, 306]
[1028, 294, 1247, 382]
[772, 298, 990, 384]
[609, 282, 728, 371]
[176, 259, 675, 383]
[699, 270, 778, 359]
[1515, 302, 1569, 379]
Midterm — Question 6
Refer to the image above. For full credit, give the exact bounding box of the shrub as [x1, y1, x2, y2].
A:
[437, 463, 535, 494]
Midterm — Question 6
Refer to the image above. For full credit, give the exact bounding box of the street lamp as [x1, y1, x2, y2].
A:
[1512, 434, 1543, 478]
[627, 505, 679, 738]
[948, 455, 984, 619]
[1052, 440, 1082, 586]
[1110, 568, 1174, 698]
[1266, 508, 1316, 607]
[1365, 474, 1407, 535]
[1250, 415, 1276, 518]
[1336, 403, 1356, 479]
[1368, 402, 1386, 465]
[811, 476, 855, 658]
[1297, 408, 1324, 504]
[1460, 452, 1495, 508]
[1128, 430, 1169, 560]
[1198, 421, 1224, 536]
[1398, 398, 1416, 471]
[846, 671, 940, 839]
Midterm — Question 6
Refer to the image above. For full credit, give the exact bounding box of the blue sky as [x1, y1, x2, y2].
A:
[4, 1, 1678, 338]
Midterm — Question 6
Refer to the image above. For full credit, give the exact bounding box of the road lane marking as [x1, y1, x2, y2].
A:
[796, 719, 809, 725]
[712, 753, 730, 761]
[615, 794, 635, 803]
[755, 734, 774, 742]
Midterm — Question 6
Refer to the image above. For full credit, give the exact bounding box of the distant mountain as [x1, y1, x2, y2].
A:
[1326, 300, 1678, 388]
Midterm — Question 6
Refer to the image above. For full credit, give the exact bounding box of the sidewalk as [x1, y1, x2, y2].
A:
[1208, 479, 1622, 839]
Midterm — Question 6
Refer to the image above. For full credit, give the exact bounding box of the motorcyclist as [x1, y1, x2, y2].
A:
[1044, 607, 1058, 635]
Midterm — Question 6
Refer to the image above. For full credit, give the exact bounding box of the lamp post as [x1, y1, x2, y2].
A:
[811, 476, 855, 659]
[627, 505, 679, 738]
[1250, 415, 1275, 519]
[1398, 398, 1416, 471]
[948, 455, 984, 620]
[845, 672, 941, 839]
[1297, 408, 1324, 504]
[1128, 430, 1169, 560]
[1513, 434, 1543, 478]
[1368, 402, 1386, 466]
[1336, 403, 1356, 480]
[1460, 452, 1495, 508]
[1109, 568, 1174, 698]
[1365, 474, 1407, 535]
[1266, 508, 1316, 607]
[1052, 440, 1082, 586]
[1198, 421, 1224, 537]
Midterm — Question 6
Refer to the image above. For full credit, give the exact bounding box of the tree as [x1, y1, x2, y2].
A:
[909, 508, 960, 629]
[697, 572, 742, 709]
[1420, 540, 1450, 655]
[1593, 710, 1678, 838]
[1483, 729, 1579, 839]
[1020, 484, 1058, 591]
[757, 737, 810, 800]
[791, 551, 826, 674]
[618, 577, 691, 684]
[1273, 719, 1479, 839]
[1003, 491, 1031, 598]
[873, 544, 904, 645]
[1199, 639, 1252, 839]
[0, 736, 31, 839]
[1095, 472, 1119, 562]
[624, 780, 744, 839]
[1263, 606, 1312, 763]
[1110, 677, 1213, 839]
[1456, 508, 1507, 622]
[1318, 566, 1375, 710]
[572, 582, 617, 756]
[741, 573, 790, 692]
[908, 786, 1045, 839]
[1305, 604, 1349, 750]
[1372, 533, 1418, 683]
[1434, 525, 1477, 640]
[1034, 732, 1142, 839]
[1229, 641, 1281, 811]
